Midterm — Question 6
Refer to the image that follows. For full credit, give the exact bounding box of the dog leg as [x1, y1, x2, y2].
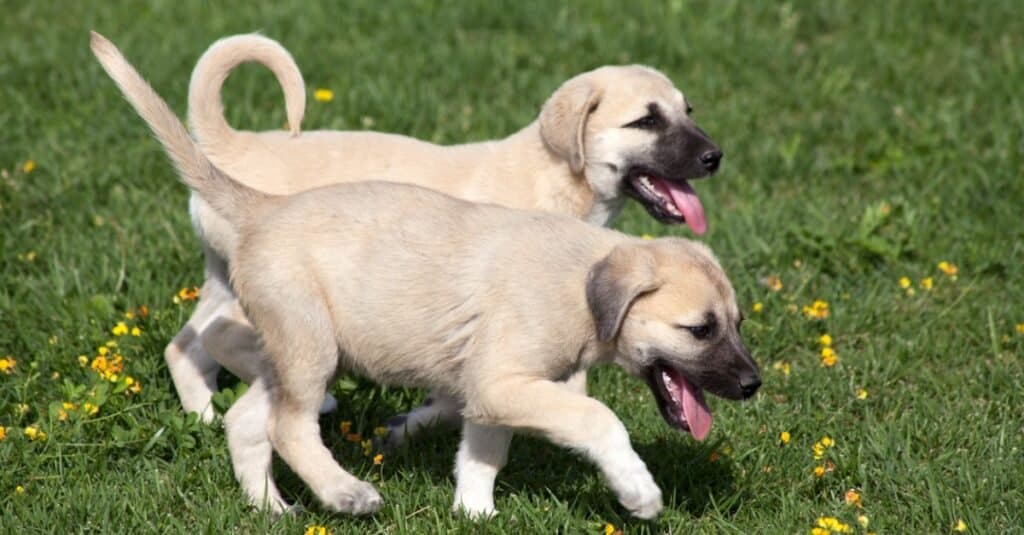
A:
[224, 377, 289, 514]
[263, 308, 382, 514]
[164, 273, 234, 423]
[201, 302, 338, 415]
[469, 378, 662, 519]
[381, 392, 462, 449]
[452, 422, 512, 518]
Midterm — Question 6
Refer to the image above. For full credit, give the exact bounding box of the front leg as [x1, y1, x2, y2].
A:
[452, 421, 513, 518]
[466, 378, 662, 519]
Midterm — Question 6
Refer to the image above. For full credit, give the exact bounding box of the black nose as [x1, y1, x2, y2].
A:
[699, 149, 723, 172]
[739, 374, 761, 399]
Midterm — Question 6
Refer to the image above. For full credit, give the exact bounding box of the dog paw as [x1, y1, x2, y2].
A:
[452, 495, 497, 519]
[320, 479, 383, 515]
[614, 470, 663, 519]
[318, 393, 338, 414]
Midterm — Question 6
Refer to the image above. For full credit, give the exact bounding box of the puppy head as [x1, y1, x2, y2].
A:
[585, 238, 760, 441]
[539, 66, 722, 233]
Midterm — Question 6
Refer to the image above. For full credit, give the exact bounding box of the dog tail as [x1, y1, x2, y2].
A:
[188, 33, 305, 148]
[90, 31, 271, 228]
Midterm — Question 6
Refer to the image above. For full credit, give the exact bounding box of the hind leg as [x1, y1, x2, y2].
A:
[165, 255, 234, 422]
[258, 300, 382, 514]
[452, 421, 512, 518]
[224, 377, 289, 514]
[202, 302, 338, 414]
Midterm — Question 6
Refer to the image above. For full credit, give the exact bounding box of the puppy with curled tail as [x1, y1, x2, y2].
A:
[91, 31, 758, 518]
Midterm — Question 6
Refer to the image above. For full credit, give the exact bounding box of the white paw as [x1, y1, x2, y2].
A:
[320, 479, 383, 515]
[452, 494, 497, 519]
[318, 393, 338, 414]
[613, 469, 663, 519]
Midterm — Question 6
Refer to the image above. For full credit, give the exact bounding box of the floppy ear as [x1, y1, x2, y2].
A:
[586, 245, 661, 342]
[539, 77, 602, 175]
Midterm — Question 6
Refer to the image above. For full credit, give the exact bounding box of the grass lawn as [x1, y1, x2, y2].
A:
[2, 1, 1022, 533]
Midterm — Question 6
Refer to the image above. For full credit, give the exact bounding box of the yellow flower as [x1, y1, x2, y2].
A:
[22, 160, 36, 173]
[373, 453, 384, 465]
[811, 528, 829, 535]
[844, 489, 862, 508]
[83, 402, 99, 416]
[779, 431, 791, 445]
[304, 526, 331, 535]
[24, 425, 47, 442]
[772, 360, 791, 376]
[176, 286, 200, 302]
[111, 322, 129, 336]
[124, 311, 135, 319]
[373, 426, 389, 439]
[15, 485, 25, 494]
[818, 334, 832, 347]
[58, 402, 77, 421]
[802, 300, 829, 319]
[765, 275, 783, 292]
[953, 519, 967, 532]
[813, 436, 834, 459]
[314, 88, 334, 102]
[124, 376, 142, 395]
[752, 301, 764, 313]
[921, 277, 934, 290]
[898, 276, 911, 289]
[16, 403, 29, 415]
[856, 388, 868, 400]
[48, 335, 58, 345]
[816, 516, 852, 533]
[339, 421, 352, 434]
[857, 514, 870, 528]
[131, 326, 142, 337]
[105, 340, 118, 348]
[138, 305, 149, 318]
[0, 356, 16, 374]
[97, 346, 109, 356]
[361, 439, 373, 456]
[938, 261, 958, 277]
[813, 465, 826, 477]
[820, 347, 838, 367]
[1016, 323, 1024, 335]
[0, 425, 6, 441]
[77, 355, 89, 367]
[604, 523, 617, 535]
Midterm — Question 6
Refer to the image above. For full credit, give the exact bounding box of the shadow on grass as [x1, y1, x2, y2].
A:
[264, 383, 742, 523]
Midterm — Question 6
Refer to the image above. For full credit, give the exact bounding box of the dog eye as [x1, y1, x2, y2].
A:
[680, 323, 714, 340]
[624, 113, 663, 130]
[686, 104, 694, 114]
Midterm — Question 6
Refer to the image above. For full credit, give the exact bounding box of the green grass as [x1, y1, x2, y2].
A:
[2, 1, 1023, 533]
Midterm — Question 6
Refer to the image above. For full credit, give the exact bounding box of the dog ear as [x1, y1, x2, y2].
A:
[586, 245, 661, 342]
[539, 78, 602, 175]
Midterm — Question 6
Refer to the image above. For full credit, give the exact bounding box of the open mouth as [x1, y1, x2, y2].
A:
[624, 170, 708, 235]
[645, 360, 713, 441]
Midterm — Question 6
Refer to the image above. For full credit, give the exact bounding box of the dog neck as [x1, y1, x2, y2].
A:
[489, 122, 619, 225]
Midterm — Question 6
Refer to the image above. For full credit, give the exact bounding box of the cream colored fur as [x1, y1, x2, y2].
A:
[91, 31, 756, 518]
[168, 33, 712, 431]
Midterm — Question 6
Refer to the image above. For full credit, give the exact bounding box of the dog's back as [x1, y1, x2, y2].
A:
[232, 181, 614, 392]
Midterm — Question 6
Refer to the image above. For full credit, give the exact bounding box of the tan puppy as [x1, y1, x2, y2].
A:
[168, 34, 724, 435]
[91, 32, 759, 518]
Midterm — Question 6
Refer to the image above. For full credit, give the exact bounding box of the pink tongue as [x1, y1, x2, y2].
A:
[666, 367, 713, 441]
[660, 179, 707, 235]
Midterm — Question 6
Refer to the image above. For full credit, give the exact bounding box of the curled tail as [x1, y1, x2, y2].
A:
[90, 31, 270, 228]
[188, 33, 306, 147]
